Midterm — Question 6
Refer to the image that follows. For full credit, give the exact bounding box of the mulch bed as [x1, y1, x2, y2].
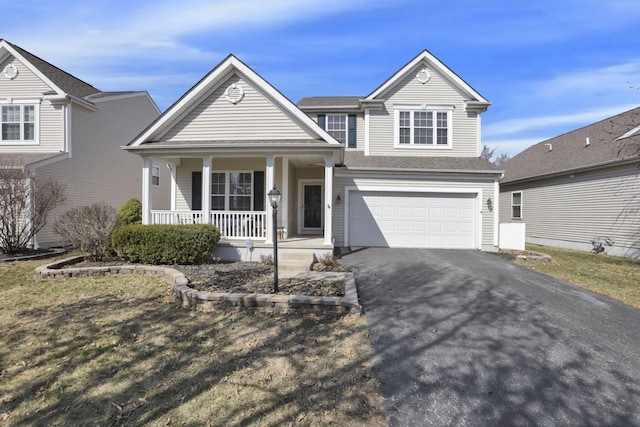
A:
[76, 259, 345, 297]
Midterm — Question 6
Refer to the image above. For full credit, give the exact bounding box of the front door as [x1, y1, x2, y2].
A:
[298, 180, 323, 234]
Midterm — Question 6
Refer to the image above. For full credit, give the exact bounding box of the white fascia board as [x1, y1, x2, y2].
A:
[366, 50, 490, 104]
[130, 55, 342, 147]
[0, 41, 66, 98]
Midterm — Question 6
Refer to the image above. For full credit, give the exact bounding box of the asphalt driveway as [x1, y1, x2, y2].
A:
[340, 248, 640, 427]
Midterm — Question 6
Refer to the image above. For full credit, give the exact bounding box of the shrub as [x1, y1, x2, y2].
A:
[117, 198, 142, 226]
[111, 224, 221, 265]
[52, 203, 117, 261]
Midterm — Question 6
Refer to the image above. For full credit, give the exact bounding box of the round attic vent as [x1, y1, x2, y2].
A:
[225, 83, 244, 104]
[416, 68, 430, 84]
[3, 64, 18, 80]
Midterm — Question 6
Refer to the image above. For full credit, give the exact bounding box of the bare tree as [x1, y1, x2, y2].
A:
[0, 157, 67, 253]
[481, 145, 510, 165]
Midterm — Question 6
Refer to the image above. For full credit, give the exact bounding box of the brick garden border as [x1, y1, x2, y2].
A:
[35, 256, 362, 315]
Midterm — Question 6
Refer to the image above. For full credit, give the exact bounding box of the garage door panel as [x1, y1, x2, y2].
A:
[348, 191, 476, 249]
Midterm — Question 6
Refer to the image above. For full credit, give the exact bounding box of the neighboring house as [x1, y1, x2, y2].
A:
[500, 106, 640, 258]
[0, 39, 169, 248]
[126, 50, 501, 261]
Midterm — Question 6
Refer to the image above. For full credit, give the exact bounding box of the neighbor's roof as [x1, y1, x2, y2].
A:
[0, 152, 65, 169]
[4, 40, 101, 98]
[342, 151, 501, 173]
[502, 106, 640, 184]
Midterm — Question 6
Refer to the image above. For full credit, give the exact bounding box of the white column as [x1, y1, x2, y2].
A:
[142, 157, 152, 224]
[324, 154, 333, 245]
[202, 156, 212, 224]
[265, 155, 275, 244]
[281, 157, 289, 238]
[169, 164, 177, 211]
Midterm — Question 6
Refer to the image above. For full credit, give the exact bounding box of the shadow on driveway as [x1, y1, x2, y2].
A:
[341, 248, 640, 427]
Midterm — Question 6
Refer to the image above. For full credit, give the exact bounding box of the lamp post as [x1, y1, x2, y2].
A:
[267, 187, 281, 293]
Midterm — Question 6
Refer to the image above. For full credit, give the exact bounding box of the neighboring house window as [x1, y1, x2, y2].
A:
[394, 106, 452, 148]
[317, 114, 357, 148]
[211, 171, 253, 211]
[151, 166, 160, 186]
[512, 192, 522, 219]
[1, 103, 37, 143]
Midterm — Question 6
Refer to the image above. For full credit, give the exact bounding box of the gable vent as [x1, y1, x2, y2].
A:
[225, 83, 244, 104]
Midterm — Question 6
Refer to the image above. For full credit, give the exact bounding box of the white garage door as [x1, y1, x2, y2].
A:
[347, 191, 477, 248]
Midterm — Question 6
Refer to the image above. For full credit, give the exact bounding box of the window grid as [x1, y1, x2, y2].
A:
[1, 105, 35, 142]
[326, 115, 347, 144]
[397, 109, 449, 146]
[211, 172, 253, 211]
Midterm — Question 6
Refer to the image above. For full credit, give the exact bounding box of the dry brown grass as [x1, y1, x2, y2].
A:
[0, 257, 386, 426]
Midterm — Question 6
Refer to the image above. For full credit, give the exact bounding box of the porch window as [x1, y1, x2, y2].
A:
[211, 171, 253, 211]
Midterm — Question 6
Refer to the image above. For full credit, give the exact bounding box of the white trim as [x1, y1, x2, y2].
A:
[64, 103, 72, 157]
[477, 112, 482, 157]
[298, 179, 324, 235]
[324, 155, 333, 245]
[364, 109, 370, 156]
[142, 158, 152, 224]
[366, 50, 490, 104]
[281, 158, 289, 237]
[343, 185, 482, 249]
[265, 155, 275, 244]
[202, 156, 212, 224]
[169, 164, 177, 211]
[128, 55, 342, 147]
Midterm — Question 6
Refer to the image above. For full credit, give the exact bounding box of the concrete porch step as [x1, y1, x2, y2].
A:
[279, 252, 315, 273]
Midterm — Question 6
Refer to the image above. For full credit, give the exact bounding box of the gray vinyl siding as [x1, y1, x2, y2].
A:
[163, 74, 312, 142]
[333, 172, 496, 248]
[499, 163, 640, 257]
[35, 94, 163, 246]
[0, 55, 64, 153]
[368, 61, 479, 157]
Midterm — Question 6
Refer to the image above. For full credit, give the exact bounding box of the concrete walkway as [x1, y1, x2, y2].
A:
[341, 248, 640, 427]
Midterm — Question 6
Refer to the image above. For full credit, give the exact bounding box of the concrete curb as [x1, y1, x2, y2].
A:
[35, 256, 362, 315]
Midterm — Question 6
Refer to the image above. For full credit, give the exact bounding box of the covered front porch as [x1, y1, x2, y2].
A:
[140, 152, 338, 248]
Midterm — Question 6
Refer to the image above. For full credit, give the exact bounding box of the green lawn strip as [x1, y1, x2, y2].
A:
[520, 244, 640, 309]
[0, 259, 386, 426]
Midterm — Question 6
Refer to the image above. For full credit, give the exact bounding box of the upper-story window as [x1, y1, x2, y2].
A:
[394, 106, 452, 149]
[317, 114, 357, 148]
[0, 102, 39, 144]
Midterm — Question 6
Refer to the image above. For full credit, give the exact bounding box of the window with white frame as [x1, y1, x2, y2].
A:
[395, 107, 452, 148]
[1, 103, 37, 143]
[151, 166, 160, 186]
[326, 114, 347, 143]
[511, 192, 522, 219]
[211, 171, 253, 211]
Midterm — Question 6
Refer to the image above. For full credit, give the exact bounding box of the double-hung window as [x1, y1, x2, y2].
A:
[318, 114, 357, 148]
[151, 166, 160, 186]
[1, 102, 38, 144]
[511, 192, 522, 219]
[211, 171, 253, 211]
[395, 106, 452, 148]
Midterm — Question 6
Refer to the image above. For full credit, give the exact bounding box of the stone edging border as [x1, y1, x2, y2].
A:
[35, 256, 362, 315]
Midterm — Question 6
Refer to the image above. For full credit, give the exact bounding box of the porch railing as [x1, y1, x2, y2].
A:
[149, 210, 267, 240]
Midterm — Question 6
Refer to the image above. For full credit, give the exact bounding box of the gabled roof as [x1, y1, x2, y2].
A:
[366, 50, 490, 108]
[0, 39, 100, 98]
[129, 54, 341, 147]
[502, 106, 640, 184]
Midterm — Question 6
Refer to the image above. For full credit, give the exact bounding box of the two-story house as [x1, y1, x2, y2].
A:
[0, 39, 168, 249]
[126, 50, 501, 262]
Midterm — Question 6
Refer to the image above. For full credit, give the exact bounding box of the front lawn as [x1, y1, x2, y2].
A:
[520, 244, 640, 309]
[0, 258, 385, 426]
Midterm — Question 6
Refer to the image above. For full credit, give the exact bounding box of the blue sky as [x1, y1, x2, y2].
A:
[3, 0, 640, 157]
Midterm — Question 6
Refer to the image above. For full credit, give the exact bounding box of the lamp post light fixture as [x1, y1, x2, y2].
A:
[267, 187, 282, 293]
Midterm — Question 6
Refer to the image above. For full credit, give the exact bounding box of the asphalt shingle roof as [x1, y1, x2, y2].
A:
[502, 106, 640, 184]
[4, 40, 101, 98]
[343, 150, 500, 172]
[297, 96, 362, 108]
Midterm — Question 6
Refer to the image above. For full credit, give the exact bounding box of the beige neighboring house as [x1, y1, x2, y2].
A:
[0, 39, 169, 249]
[500, 106, 640, 258]
[125, 50, 501, 262]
